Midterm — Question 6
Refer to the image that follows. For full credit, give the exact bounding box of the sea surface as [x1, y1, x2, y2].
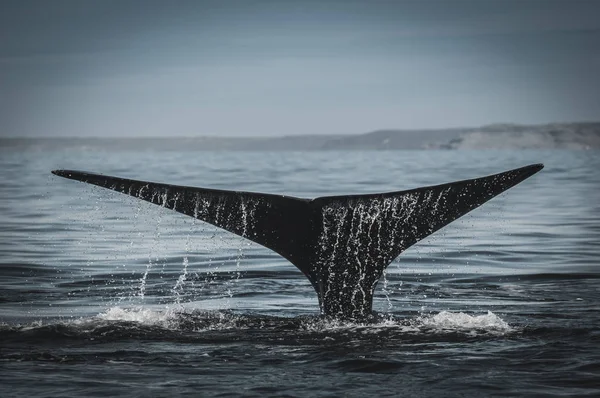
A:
[1, 144, 599, 397]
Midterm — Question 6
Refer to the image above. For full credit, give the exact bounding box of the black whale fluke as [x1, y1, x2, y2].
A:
[52, 164, 543, 318]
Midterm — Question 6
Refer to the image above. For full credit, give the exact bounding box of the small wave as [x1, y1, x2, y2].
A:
[94, 306, 514, 337]
[1, 307, 515, 348]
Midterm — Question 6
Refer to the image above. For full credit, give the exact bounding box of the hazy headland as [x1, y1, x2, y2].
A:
[3, 122, 599, 151]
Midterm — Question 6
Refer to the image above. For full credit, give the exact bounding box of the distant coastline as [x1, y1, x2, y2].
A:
[3, 122, 599, 150]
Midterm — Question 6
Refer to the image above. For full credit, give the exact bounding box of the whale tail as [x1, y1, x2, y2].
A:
[52, 163, 543, 318]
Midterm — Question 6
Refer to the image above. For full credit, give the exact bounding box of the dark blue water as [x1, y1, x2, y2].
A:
[1, 144, 599, 397]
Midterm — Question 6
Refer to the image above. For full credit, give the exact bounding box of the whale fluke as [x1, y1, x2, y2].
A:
[52, 163, 543, 318]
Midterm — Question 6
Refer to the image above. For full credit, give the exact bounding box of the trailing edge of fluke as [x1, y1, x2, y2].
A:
[52, 163, 543, 318]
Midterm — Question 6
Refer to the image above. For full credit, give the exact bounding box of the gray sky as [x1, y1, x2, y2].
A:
[1, 0, 599, 137]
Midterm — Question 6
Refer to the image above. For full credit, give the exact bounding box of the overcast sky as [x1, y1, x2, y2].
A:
[1, 0, 599, 137]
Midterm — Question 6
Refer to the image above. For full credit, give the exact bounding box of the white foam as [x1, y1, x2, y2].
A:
[93, 306, 240, 331]
[96, 306, 178, 327]
[300, 310, 513, 336]
[87, 307, 513, 336]
[418, 310, 512, 334]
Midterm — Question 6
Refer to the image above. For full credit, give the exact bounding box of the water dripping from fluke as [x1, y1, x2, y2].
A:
[52, 164, 543, 319]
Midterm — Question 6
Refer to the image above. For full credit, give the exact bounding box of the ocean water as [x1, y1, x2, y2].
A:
[1, 144, 599, 397]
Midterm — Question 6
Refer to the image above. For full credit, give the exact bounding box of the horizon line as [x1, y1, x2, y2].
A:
[1, 120, 598, 140]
